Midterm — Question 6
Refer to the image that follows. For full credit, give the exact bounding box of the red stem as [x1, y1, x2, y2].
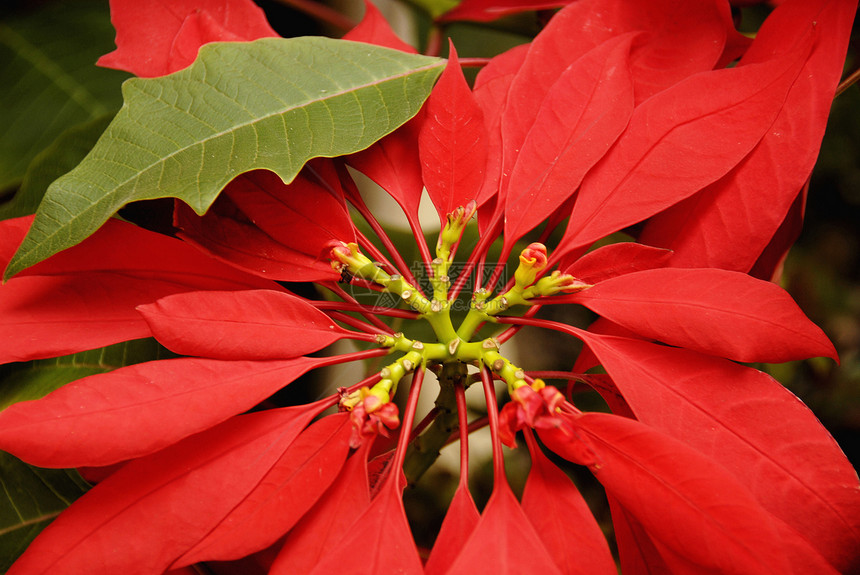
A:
[454, 381, 471, 488]
[495, 314, 585, 341]
[323, 282, 395, 333]
[458, 58, 492, 68]
[479, 365, 506, 482]
[391, 367, 427, 488]
[339, 167, 422, 288]
[313, 346, 392, 371]
[495, 304, 543, 344]
[836, 64, 860, 97]
[327, 310, 390, 336]
[311, 300, 420, 320]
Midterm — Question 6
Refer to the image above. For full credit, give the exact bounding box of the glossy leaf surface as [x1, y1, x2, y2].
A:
[419, 46, 487, 223]
[269, 441, 373, 575]
[576, 332, 860, 572]
[639, 0, 856, 272]
[306, 478, 424, 575]
[6, 404, 322, 574]
[445, 481, 564, 575]
[560, 30, 814, 253]
[0, 356, 327, 467]
[175, 414, 352, 565]
[502, 34, 634, 251]
[568, 267, 837, 363]
[5, 38, 444, 279]
[97, 0, 278, 77]
[0, 338, 171, 411]
[543, 412, 795, 574]
[423, 481, 480, 575]
[174, 165, 356, 282]
[521, 438, 616, 575]
[0, 217, 273, 363]
[139, 289, 361, 360]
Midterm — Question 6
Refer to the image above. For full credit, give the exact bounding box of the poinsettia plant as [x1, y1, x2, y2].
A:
[1, 0, 859, 573]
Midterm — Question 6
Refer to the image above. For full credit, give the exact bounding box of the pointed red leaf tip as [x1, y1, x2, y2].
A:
[0, 355, 330, 468]
[138, 289, 365, 360]
[6, 403, 324, 574]
[173, 414, 353, 566]
[568, 267, 838, 363]
[97, 0, 278, 77]
[575, 332, 860, 572]
[521, 435, 617, 575]
[174, 165, 356, 282]
[558, 24, 816, 256]
[501, 34, 635, 254]
[445, 481, 564, 575]
[419, 43, 488, 227]
[438, 0, 571, 23]
[543, 412, 798, 574]
[0, 216, 274, 364]
[639, 0, 858, 273]
[270, 441, 373, 575]
[342, 0, 416, 53]
[499, 0, 738, 178]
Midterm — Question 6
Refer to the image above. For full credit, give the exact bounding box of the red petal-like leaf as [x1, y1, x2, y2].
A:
[419, 45, 487, 224]
[543, 412, 795, 574]
[175, 414, 352, 565]
[639, 0, 856, 271]
[98, 0, 278, 77]
[559, 30, 814, 254]
[423, 482, 480, 575]
[747, 184, 806, 282]
[343, 0, 416, 53]
[609, 498, 675, 575]
[138, 289, 364, 360]
[0, 216, 274, 363]
[438, 0, 570, 23]
[0, 356, 327, 467]
[270, 441, 373, 575]
[568, 267, 837, 363]
[561, 242, 673, 284]
[346, 114, 424, 223]
[574, 332, 860, 572]
[445, 481, 564, 575]
[6, 403, 323, 574]
[175, 166, 356, 282]
[502, 34, 635, 251]
[521, 437, 616, 575]
[306, 478, 424, 575]
[472, 44, 528, 232]
[501, 0, 735, 175]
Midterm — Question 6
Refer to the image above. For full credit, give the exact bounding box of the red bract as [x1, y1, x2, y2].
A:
[2, 0, 858, 573]
[97, 0, 278, 77]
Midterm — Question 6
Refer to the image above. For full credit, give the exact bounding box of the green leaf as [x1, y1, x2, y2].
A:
[0, 115, 114, 221]
[0, 338, 174, 411]
[0, 0, 127, 192]
[5, 37, 444, 280]
[0, 453, 89, 573]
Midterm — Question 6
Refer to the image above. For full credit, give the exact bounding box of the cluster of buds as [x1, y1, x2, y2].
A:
[498, 380, 566, 448]
[338, 387, 400, 448]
